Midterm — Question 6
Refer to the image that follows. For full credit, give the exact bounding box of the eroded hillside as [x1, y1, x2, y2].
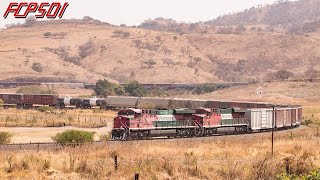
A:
[1, 18, 320, 83]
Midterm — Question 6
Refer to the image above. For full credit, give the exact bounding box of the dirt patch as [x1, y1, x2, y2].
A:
[0, 126, 110, 143]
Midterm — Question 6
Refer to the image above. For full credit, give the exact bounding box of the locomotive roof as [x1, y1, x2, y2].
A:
[126, 108, 142, 113]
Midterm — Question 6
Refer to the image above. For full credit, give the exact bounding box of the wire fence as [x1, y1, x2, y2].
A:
[0, 126, 317, 152]
[0, 113, 112, 128]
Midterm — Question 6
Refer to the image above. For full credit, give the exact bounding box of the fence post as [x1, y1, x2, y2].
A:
[135, 173, 139, 180]
[271, 129, 274, 156]
[285, 159, 290, 174]
[37, 143, 40, 152]
[114, 155, 118, 171]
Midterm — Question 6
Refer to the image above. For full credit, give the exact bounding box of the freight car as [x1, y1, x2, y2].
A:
[0, 93, 58, 108]
[22, 94, 58, 107]
[0, 93, 23, 106]
[57, 97, 83, 108]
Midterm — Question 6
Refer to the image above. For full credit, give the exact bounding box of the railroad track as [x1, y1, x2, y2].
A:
[0, 125, 306, 152]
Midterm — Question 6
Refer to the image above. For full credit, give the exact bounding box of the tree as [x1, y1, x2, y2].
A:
[124, 80, 147, 97]
[143, 59, 157, 68]
[32, 62, 43, 73]
[94, 79, 125, 97]
[194, 83, 223, 95]
[82, 16, 94, 21]
[23, 16, 37, 27]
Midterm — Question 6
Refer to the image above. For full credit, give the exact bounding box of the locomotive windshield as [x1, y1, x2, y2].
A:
[118, 110, 135, 116]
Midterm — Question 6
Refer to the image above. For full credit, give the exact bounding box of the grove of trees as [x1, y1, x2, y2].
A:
[94, 79, 148, 97]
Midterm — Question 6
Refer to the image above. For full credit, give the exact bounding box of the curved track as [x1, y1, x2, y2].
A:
[0, 125, 306, 152]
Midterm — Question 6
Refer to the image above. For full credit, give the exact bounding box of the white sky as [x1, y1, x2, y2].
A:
[0, 0, 283, 28]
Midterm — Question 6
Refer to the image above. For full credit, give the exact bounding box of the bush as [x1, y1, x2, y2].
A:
[31, 62, 43, 73]
[79, 40, 96, 58]
[272, 70, 294, 80]
[52, 130, 95, 144]
[301, 119, 313, 126]
[124, 80, 147, 97]
[94, 79, 125, 97]
[194, 83, 223, 95]
[112, 30, 131, 38]
[148, 88, 168, 97]
[43, 32, 51, 38]
[143, 59, 157, 68]
[0, 132, 13, 144]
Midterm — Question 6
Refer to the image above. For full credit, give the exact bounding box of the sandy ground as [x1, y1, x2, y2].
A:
[0, 126, 110, 143]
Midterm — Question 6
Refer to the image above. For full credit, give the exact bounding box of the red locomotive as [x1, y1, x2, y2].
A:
[111, 108, 248, 140]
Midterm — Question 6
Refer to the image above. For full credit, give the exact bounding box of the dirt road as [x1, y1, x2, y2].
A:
[0, 126, 110, 143]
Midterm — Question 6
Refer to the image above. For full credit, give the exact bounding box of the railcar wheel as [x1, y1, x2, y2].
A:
[195, 128, 204, 137]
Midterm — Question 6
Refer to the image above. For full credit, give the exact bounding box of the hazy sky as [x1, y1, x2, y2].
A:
[0, 0, 282, 28]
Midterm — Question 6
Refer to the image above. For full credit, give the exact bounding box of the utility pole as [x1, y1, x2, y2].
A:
[272, 106, 275, 156]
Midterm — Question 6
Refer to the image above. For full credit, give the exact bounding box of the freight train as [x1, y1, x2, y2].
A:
[0, 93, 303, 140]
[111, 106, 302, 140]
[0, 93, 278, 109]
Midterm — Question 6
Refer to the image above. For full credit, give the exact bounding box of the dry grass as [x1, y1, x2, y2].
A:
[0, 108, 116, 128]
[0, 127, 319, 179]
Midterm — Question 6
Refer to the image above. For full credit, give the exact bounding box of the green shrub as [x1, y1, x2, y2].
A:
[194, 83, 223, 95]
[52, 130, 95, 144]
[31, 62, 43, 72]
[301, 119, 313, 126]
[94, 79, 125, 97]
[277, 169, 320, 180]
[0, 132, 13, 144]
[124, 80, 147, 97]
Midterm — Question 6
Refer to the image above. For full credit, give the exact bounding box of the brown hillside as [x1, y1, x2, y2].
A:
[206, 0, 320, 32]
[1, 19, 320, 83]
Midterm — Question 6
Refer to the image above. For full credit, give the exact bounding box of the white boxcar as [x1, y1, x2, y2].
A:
[105, 96, 139, 108]
[245, 108, 274, 131]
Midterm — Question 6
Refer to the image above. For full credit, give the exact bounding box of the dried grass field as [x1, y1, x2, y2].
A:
[0, 126, 319, 179]
[0, 81, 320, 179]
